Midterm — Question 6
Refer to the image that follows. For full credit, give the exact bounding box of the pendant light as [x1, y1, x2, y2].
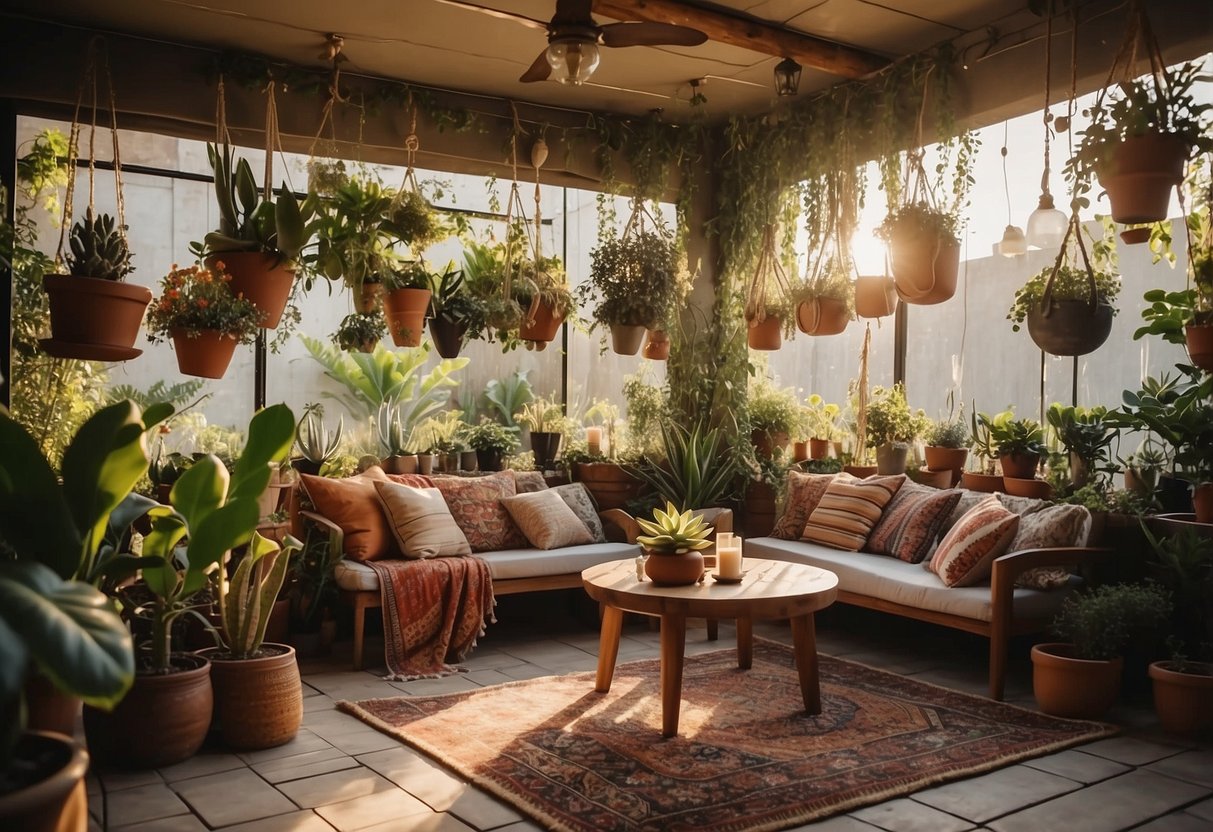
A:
[545, 38, 600, 85]
[1025, 7, 1068, 250]
[774, 57, 802, 96]
[998, 123, 1027, 256]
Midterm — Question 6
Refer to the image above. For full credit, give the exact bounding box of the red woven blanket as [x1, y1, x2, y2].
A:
[366, 556, 496, 681]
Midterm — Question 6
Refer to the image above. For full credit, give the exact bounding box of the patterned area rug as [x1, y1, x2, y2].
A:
[339, 638, 1116, 832]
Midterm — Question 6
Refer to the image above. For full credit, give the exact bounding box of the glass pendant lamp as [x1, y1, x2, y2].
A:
[1026, 7, 1069, 251]
[997, 126, 1027, 256]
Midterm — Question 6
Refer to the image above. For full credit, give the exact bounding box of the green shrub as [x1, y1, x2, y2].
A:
[1051, 583, 1172, 660]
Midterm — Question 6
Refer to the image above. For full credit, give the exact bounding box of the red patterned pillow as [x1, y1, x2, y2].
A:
[386, 473, 434, 489]
[866, 482, 962, 563]
[432, 471, 528, 552]
[929, 496, 1021, 587]
[771, 472, 839, 539]
[801, 474, 905, 551]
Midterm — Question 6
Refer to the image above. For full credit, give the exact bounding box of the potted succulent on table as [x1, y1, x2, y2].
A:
[332, 310, 386, 353]
[865, 383, 927, 475]
[194, 143, 312, 329]
[1008, 260, 1121, 357]
[924, 413, 969, 486]
[42, 209, 150, 361]
[1031, 582, 1171, 719]
[1046, 404, 1118, 489]
[465, 419, 520, 472]
[636, 501, 715, 587]
[146, 261, 261, 378]
[584, 226, 684, 356]
[748, 379, 801, 460]
[293, 403, 343, 476]
[383, 260, 433, 348]
[875, 201, 960, 305]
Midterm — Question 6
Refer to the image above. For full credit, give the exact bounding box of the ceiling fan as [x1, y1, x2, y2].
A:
[435, 0, 708, 85]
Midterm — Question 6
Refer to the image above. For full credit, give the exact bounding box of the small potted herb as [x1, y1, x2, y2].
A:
[924, 414, 969, 485]
[465, 419, 520, 472]
[865, 384, 927, 475]
[333, 310, 386, 353]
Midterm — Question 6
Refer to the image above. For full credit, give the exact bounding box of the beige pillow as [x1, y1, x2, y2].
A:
[502, 489, 595, 550]
[1009, 504, 1092, 590]
[374, 480, 471, 559]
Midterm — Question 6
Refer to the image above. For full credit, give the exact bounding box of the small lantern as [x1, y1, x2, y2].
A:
[774, 57, 801, 97]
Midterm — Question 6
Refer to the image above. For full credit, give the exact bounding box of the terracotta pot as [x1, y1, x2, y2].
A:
[0, 731, 90, 832]
[843, 464, 878, 479]
[1096, 132, 1189, 224]
[962, 471, 1004, 493]
[855, 275, 898, 319]
[416, 453, 436, 476]
[198, 645, 302, 750]
[642, 329, 671, 360]
[1119, 227, 1152, 245]
[751, 429, 790, 460]
[460, 450, 479, 472]
[529, 431, 562, 469]
[265, 598, 290, 645]
[383, 287, 431, 347]
[171, 328, 239, 379]
[84, 654, 213, 769]
[796, 297, 849, 336]
[792, 441, 809, 462]
[1027, 300, 1114, 357]
[808, 438, 829, 460]
[644, 550, 705, 587]
[573, 462, 643, 511]
[875, 443, 908, 475]
[42, 273, 151, 359]
[437, 452, 459, 473]
[353, 280, 384, 314]
[908, 468, 952, 489]
[746, 315, 782, 350]
[381, 454, 418, 475]
[1149, 661, 1213, 735]
[999, 452, 1040, 480]
[1193, 482, 1213, 524]
[429, 317, 467, 359]
[519, 299, 565, 343]
[890, 236, 960, 305]
[1003, 477, 1053, 500]
[208, 252, 294, 329]
[924, 446, 968, 474]
[1031, 643, 1123, 719]
[23, 674, 80, 738]
[1185, 324, 1213, 373]
[476, 449, 503, 472]
[610, 323, 647, 355]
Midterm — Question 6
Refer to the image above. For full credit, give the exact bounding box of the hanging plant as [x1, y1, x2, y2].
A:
[792, 257, 854, 336]
[743, 224, 796, 351]
[875, 198, 961, 306]
[146, 262, 260, 379]
[332, 310, 386, 353]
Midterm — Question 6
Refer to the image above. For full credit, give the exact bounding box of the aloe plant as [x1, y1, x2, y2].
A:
[294, 403, 343, 467]
[631, 421, 740, 512]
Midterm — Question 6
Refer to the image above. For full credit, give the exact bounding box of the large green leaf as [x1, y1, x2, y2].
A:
[182, 501, 261, 596]
[140, 508, 188, 599]
[0, 410, 79, 579]
[171, 455, 229, 530]
[229, 404, 294, 504]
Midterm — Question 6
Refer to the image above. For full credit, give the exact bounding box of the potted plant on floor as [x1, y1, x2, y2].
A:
[584, 224, 685, 356]
[875, 201, 960, 305]
[1008, 263, 1121, 357]
[925, 413, 969, 486]
[748, 379, 801, 460]
[333, 310, 386, 353]
[1047, 404, 1118, 489]
[466, 419, 519, 472]
[146, 261, 261, 379]
[42, 209, 150, 361]
[292, 403, 343, 476]
[1031, 582, 1171, 719]
[636, 501, 715, 587]
[865, 383, 927, 475]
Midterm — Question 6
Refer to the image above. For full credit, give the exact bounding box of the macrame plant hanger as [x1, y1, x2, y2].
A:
[497, 106, 540, 340]
[888, 72, 945, 304]
[744, 224, 793, 349]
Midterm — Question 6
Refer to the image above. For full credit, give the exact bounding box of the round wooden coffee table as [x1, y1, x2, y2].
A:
[582, 557, 839, 737]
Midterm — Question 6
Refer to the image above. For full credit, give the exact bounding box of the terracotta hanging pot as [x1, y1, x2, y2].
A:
[746, 314, 782, 350]
[353, 280, 384, 314]
[1002, 477, 1053, 500]
[1096, 132, 1189, 224]
[999, 452, 1041, 480]
[41, 274, 151, 361]
[1031, 643, 1123, 719]
[609, 323, 647, 355]
[197, 645, 302, 750]
[1027, 300, 1114, 356]
[890, 236, 960, 305]
[643, 329, 671, 360]
[429, 317, 467, 359]
[855, 275, 898, 318]
[519, 298, 565, 344]
[383, 287, 432, 347]
[644, 550, 705, 586]
[808, 438, 829, 460]
[961, 471, 1004, 493]
[796, 297, 849, 336]
[1119, 227, 1152, 245]
[1185, 324, 1213, 373]
[171, 328, 239, 379]
[1149, 661, 1213, 735]
[207, 252, 294, 329]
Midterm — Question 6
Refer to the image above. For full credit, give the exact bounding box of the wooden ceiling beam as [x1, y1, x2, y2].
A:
[592, 0, 889, 80]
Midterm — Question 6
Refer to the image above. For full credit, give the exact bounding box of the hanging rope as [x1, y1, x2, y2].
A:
[263, 80, 281, 200]
[399, 92, 422, 195]
[745, 224, 793, 324]
[855, 323, 872, 462]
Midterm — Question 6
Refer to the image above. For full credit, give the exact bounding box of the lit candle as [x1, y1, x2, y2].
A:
[717, 544, 743, 579]
[585, 426, 602, 456]
[716, 531, 734, 549]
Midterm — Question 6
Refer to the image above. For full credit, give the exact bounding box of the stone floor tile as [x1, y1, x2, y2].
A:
[498, 642, 594, 666]
[912, 764, 1079, 823]
[100, 784, 191, 827]
[1133, 812, 1213, 832]
[275, 766, 395, 809]
[252, 747, 361, 784]
[304, 694, 337, 712]
[987, 769, 1209, 832]
[158, 751, 246, 783]
[852, 798, 973, 831]
[172, 767, 297, 827]
[314, 787, 433, 831]
[313, 727, 403, 756]
[393, 674, 484, 696]
[465, 668, 522, 687]
[457, 649, 525, 671]
[1146, 749, 1213, 788]
[1080, 736, 1186, 766]
[787, 815, 883, 830]
[492, 821, 547, 832]
[1188, 796, 1213, 822]
[495, 664, 555, 681]
[361, 812, 475, 832]
[356, 747, 465, 808]
[1021, 749, 1132, 784]
[112, 815, 210, 832]
[217, 809, 339, 831]
[94, 768, 164, 792]
[444, 787, 524, 829]
[238, 730, 335, 765]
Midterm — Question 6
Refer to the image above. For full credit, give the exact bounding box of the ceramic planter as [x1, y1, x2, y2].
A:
[1148, 660, 1213, 735]
[890, 236, 960, 305]
[529, 431, 562, 470]
[1096, 132, 1189, 224]
[792, 441, 809, 462]
[962, 471, 1004, 493]
[41, 273, 151, 361]
[460, 450, 479, 472]
[855, 275, 898, 318]
[746, 314, 782, 350]
[642, 329, 671, 360]
[0, 731, 90, 832]
[925, 446, 968, 486]
[1027, 300, 1114, 357]
[796, 297, 849, 336]
[875, 443, 909, 475]
[476, 449, 504, 472]
[1031, 643, 1123, 719]
[381, 454, 418, 475]
[518, 299, 564, 344]
[383, 287, 431, 347]
[643, 550, 705, 586]
[171, 328, 239, 379]
[208, 252, 294, 329]
[197, 645, 302, 750]
[609, 323, 647, 355]
[429, 317, 467, 359]
[1002, 477, 1053, 500]
[1185, 324, 1213, 373]
[1119, 226, 1151, 245]
[999, 452, 1040, 480]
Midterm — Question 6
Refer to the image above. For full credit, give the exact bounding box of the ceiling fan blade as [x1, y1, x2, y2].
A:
[519, 50, 552, 83]
[554, 0, 595, 25]
[432, 0, 549, 32]
[600, 22, 708, 48]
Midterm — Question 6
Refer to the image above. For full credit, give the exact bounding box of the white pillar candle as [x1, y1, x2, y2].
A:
[717, 545, 743, 579]
[716, 531, 734, 549]
[585, 426, 602, 456]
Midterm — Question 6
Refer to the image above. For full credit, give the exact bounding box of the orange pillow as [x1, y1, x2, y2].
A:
[929, 496, 1021, 587]
[301, 466, 399, 561]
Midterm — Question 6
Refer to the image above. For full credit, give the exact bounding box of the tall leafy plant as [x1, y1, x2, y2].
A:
[630, 421, 741, 511]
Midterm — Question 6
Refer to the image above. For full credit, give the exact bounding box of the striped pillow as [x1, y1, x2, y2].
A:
[866, 482, 963, 563]
[801, 474, 906, 551]
[771, 472, 839, 539]
[929, 496, 1021, 587]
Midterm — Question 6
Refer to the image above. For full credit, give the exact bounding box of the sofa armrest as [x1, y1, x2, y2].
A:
[599, 507, 734, 545]
[299, 510, 346, 558]
[600, 509, 641, 543]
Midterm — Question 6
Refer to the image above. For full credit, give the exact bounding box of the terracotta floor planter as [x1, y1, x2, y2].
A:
[610, 323, 647, 356]
[644, 550, 704, 586]
[962, 471, 1004, 493]
[908, 468, 952, 489]
[642, 329, 671, 360]
[999, 452, 1040, 480]
[1193, 482, 1213, 524]
[1031, 643, 1123, 719]
[891, 237, 960, 305]
[796, 297, 849, 336]
[42, 273, 151, 360]
[855, 275, 898, 319]
[752, 429, 790, 460]
[1097, 132, 1189, 224]
[429, 317, 467, 359]
[1002, 477, 1053, 500]
[198, 645, 303, 750]
[1149, 661, 1213, 735]
[573, 462, 643, 511]
[518, 300, 564, 344]
[808, 438, 829, 460]
[171, 328, 239, 379]
[1027, 300, 1114, 357]
[209, 252, 294, 329]
[382, 454, 418, 475]
[0, 731, 90, 832]
[746, 314, 782, 350]
[1186, 324, 1213, 373]
[384, 287, 431, 347]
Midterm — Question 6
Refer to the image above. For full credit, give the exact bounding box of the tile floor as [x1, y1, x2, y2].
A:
[86, 596, 1213, 832]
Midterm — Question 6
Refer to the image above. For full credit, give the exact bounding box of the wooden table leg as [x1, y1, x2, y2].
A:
[706, 619, 719, 641]
[659, 614, 687, 738]
[790, 614, 822, 714]
[595, 606, 624, 693]
[736, 617, 752, 669]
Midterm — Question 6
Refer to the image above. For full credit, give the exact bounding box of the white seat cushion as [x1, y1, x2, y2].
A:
[746, 537, 1072, 623]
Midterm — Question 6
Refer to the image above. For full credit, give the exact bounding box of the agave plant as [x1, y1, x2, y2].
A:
[631, 421, 740, 511]
[636, 501, 715, 554]
[294, 403, 343, 468]
[197, 142, 310, 260]
[66, 209, 134, 280]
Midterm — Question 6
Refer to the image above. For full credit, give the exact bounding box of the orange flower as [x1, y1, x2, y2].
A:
[197, 298, 209, 309]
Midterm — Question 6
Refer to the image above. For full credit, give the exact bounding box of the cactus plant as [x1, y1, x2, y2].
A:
[636, 501, 715, 554]
[66, 210, 135, 280]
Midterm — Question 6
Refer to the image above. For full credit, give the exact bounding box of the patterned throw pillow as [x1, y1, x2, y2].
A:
[929, 496, 1021, 587]
[502, 490, 595, 550]
[1008, 504, 1092, 590]
[386, 473, 435, 489]
[301, 466, 397, 561]
[995, 492, 1051, 518]
[940, 488, 990, 536]
[866, 482, 963, 563]
[770, 472, 839, 539]
[801, 474, 906, 551]
[432, 471, 528, 552]
[551, 483, 607, 543]
[512, 470, 549, 494]
[374, 481, 471, 559]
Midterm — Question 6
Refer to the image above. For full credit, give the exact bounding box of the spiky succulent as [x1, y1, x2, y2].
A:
[636, 502, 715, 554]
[295, 403, 343, 465]
[66, 210, 134, 280]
